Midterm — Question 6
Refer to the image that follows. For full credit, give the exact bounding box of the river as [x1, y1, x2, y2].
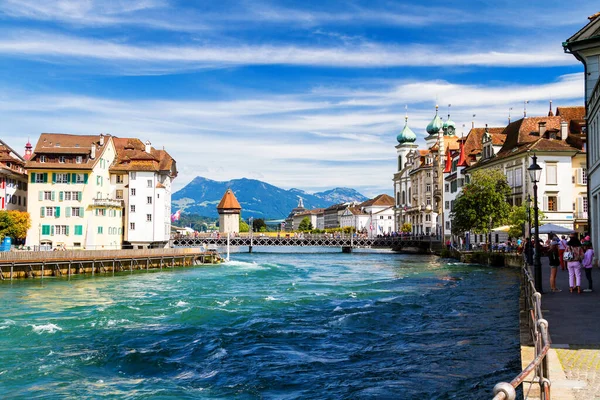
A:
[0, 251, 521, 399]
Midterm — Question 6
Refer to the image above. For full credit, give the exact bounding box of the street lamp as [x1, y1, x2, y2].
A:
[528, 153, 543, 292]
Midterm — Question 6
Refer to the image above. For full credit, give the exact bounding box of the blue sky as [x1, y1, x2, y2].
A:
[0, 0, 596, 197]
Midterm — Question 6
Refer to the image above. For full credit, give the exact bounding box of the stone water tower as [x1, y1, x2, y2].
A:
[217, 188, 241, 233]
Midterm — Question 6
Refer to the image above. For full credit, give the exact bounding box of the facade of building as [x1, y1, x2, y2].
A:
[292, 208, 323, 230]
[0, 139, 28, 211]
[285, 198, 306, 231]
[25, 133, 177, 249]
[565, 12, 600, 255]
[217, 189, 241, 234]
[323, 203, 347, 229]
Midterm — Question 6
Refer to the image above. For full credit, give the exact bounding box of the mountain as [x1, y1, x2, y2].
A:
[172, 177, 369, 219]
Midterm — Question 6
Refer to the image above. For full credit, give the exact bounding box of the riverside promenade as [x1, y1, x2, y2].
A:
[530, 258, 600, 399]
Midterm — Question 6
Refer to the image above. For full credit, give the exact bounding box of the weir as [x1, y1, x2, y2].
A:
[0, 248, 222, 280]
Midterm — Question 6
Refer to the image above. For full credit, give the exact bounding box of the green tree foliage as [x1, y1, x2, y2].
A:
[298, 217, 313, 232]
[239, 216, 249, 233]
[252, 218, 267, 232]
[450, 170, 511, 237]
[177, 213, 217, 231]
[0, 211, 31, 239]
[507, 205, 546, 238]
[401, 223, 412, 233]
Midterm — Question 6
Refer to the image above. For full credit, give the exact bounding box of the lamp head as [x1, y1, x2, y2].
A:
[528, 153, 542, 183]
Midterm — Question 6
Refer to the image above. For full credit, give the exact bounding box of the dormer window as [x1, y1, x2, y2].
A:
[76, 156, 82, 164]
[40, 155, 46, 163]
[59, 156, 65, 163]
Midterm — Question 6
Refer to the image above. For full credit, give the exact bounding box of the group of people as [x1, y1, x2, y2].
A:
[545, 233, 595, 294]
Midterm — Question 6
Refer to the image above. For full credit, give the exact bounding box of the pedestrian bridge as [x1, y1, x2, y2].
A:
[172, 234, 443, 253]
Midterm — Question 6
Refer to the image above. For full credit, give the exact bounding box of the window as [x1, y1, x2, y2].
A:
[96, 176, 103, 185]
[130, 222, 135, 230]
[445, 201, 449, 209]
[446, 221, 450, 229]
[546, 163, 557, 185]
[44, 191, 52, 201]
[116, 175, 124, 184]
[425, 214, 431, 222]
[147, 179, 153, 188]
[56, 173, 68, 183]
[147, 214, 152, 222]
[445, 183, 449, 192]
[96, 208, 106, 216]
[130, 205, 136, 213]
[97, 226, 103, 234]
[131, 188, 136, 196]
[45, 207, 54, 217]
[426, 184, 431, 193]
[547, 196, 558, 211]
[35, 173, 46, 183]
[116, 190, 123, 199]
[58, 156, 65, 163]
[73, 242, 81, 247]
[72, 207, 81, 217]
[55, 225, 68, 235]
[514, 168, 522, 187]
[40, 155, 46, 163]
[147, 196, 152, 204]
[76, 156, 82, 164]
[76, 174, 86, 183]
[130, 172, 136, 180]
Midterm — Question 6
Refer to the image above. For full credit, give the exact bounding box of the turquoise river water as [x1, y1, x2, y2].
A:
[0, 251, 521, 399]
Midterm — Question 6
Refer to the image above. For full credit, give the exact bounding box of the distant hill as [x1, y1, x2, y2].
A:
[172, 177, 369, 219]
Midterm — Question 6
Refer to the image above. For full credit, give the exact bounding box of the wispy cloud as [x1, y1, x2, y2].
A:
[0, 30, 577, 72]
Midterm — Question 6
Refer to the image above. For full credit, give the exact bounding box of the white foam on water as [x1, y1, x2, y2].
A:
[349, 292, 357, 298]
[199, 370, 218, 379]
[223, 260, 265, 270]
[209, 348, 228, 360]
[127, 306, 141, 311]
[333, 306, 343, 312]
[175, 300, 189, 307]
[0, 319, 16, 330]
[265, 296, 277, 301]
[31, 323, 62, 334]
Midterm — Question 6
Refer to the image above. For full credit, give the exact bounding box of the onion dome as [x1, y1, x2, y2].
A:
[443, 118, 456, 136]
[397, 116, 417, 144]
[426, 105, 443, 135]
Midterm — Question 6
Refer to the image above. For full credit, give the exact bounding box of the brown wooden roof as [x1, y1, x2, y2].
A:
[26, 133, 106, 170]
[360, 194, 395, 207]
[217, 189, 242, 210]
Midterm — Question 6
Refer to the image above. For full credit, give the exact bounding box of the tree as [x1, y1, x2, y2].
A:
[239, 216, 249, 233]
[0, 211, 31, 240]
[298, 217, 313, 231]
[450, 169, 511, 241]
[252, 218, 267, 232]
[401, 222, 412, 233]
[507, 205, 545, 238]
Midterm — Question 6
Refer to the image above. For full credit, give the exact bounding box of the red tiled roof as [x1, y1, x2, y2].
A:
[217, 189, 241, 210]
[26, 133, 105, 170]
[360, 194, 395, 207]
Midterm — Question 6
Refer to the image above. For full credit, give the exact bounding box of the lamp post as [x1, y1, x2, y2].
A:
[528, 153, 543, 292]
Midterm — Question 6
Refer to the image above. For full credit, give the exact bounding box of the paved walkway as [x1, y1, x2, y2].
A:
[538, 256, 600, 399]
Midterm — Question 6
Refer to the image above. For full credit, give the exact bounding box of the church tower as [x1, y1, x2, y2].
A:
[24, 139, 32, 161]
[395, 113, 418, 172]
[217, 188, 241, 234]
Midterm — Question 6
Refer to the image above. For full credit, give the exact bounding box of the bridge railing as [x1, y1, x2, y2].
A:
[172, 232, 442, 242]
[492, 263, 550, 400]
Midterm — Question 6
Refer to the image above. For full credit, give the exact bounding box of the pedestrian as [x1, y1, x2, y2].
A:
[564, 233, 585, 294]
[582, 240, 595, 292]
[558, 235, 568, 270]
[548, 238, 561, 292]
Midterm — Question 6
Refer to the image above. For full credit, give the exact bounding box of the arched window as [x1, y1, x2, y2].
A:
[396, 191, 400, 205]
[398, 155, 402, 171]
[402, 191, 406, 205]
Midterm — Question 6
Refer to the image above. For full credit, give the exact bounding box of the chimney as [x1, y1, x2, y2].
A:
[145, 140, 151, 153]
[538, 122, 547, 137]
[90, 144, 96, 159]
[99, 134, 104, 146]
[561, 121, 568, 141]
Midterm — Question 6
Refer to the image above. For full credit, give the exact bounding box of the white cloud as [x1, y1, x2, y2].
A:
[0, 73, 584, 197]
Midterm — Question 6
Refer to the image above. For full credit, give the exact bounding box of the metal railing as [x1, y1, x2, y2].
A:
[492, 264, 551, 400]
[93, 198, 123, 207]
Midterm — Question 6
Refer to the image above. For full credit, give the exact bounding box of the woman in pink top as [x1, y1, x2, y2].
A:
[566, 234, 584, 294]
[582, 241, 595, 292]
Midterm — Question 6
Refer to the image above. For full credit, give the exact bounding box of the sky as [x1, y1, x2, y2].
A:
[0, 0, 596, 198]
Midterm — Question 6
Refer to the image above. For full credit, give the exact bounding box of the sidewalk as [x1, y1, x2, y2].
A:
[537, 256, 600, 399]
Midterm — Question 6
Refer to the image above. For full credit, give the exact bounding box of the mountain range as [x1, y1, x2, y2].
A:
[172, 177, 369, 219]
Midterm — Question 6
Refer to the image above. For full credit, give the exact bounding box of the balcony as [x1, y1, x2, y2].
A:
[574, 212, 588, 220]
[93, 198, 123, 208]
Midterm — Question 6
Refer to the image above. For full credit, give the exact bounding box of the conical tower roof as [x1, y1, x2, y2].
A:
[217, 188, 241, 210]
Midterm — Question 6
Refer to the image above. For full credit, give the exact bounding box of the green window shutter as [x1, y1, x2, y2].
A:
[43, 173, 48, 183]
[42, 225, 50, 235]
[51, 191, 56, 201]
[51, 226, 54, 236]
[80, 207, 84, 217]
[75, 225, 82, 235]
[66, 173, 71, 184]
[30, 173, 35, 183]
[78, 192, 83, 201]
[71, 173, 76, 183]
[40, 207, 45, 217]
[84, 174, 89, 184]
[59, 191, 64, 202]
[52, 173, 56, 184]
[95, 209, 98, 216]
[55, 207, 60, 217]
[66, 226, 70, 236]
[66, 207, 71, 217]
[38, 191, 43, 201]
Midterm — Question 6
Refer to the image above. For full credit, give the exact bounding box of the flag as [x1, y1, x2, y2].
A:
[171, 210, 181, 222]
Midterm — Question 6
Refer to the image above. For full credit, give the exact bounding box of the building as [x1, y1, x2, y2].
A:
[342, 194, 395, 236]
[465, 106, 587, 234]
[393, 114, 418, 233]
[292, 208, 323, 230]
[25, 133, 122, 249]
[565, 11, 600, 253]
[285, 197, 306, 231]
[0, 139, 28, 211]
[323, 203, 348, 229]
[217, 189, 241, 234]
[25, 133, 177, 250]
[111, 138, 177, 248]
